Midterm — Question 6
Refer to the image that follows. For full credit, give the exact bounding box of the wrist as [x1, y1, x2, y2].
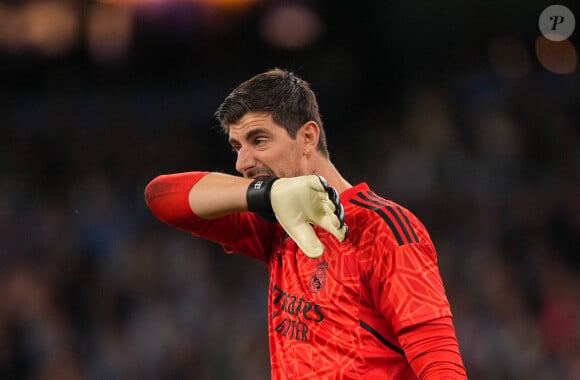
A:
[246, 176, 279, 222]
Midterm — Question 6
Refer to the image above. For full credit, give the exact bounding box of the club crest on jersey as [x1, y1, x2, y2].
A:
[309, 261, 328, 293]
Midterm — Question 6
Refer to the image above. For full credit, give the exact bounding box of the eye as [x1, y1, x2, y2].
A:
[231, 144, 241, 153]
[254, 137, 268, 147]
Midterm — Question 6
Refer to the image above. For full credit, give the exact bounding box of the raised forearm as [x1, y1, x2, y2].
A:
[146, 172, 347, 259]
[145, 171, 253, 222]
[188, 172, 253, 219]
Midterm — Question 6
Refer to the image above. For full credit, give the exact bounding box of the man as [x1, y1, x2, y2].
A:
[145, 69, 467, 379]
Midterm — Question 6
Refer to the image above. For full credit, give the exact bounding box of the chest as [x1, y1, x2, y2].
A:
[269, 231, 366, 326]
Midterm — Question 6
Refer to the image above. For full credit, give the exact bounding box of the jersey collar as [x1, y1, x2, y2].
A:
[339, 183, 370, 202]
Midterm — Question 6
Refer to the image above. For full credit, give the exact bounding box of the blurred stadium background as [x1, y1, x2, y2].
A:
[0, 0, 579, 379]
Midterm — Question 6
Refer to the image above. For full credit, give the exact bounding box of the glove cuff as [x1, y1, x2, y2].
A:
[247, 176, 279, 222]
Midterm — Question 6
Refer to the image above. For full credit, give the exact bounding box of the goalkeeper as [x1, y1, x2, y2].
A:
[145, 69, 467, 379]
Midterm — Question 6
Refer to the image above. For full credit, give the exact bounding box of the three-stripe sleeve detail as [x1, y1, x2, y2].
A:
[349, 191, 419, 245]
[365, 191, 419, 243]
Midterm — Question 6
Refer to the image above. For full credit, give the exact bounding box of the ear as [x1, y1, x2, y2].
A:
[297, 121, 320, 155]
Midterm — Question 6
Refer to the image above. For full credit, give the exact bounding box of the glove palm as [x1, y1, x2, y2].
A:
[269, 175, 347, 258]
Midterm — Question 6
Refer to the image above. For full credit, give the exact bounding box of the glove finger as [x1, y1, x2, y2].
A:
[325, 222, 348, 243]
[313, 175, 348, 241]
[326, 185, 339, 204]
[334, 200, 346, 228]
[320, 201, 341, 228]
[332, 223, 349, 242]
[283, 221, 325, 258]
[317, 205, 348, 243]
[317, 175, 329, 190]
[323, 185, 345, 228]
[308, 175, 327, 193]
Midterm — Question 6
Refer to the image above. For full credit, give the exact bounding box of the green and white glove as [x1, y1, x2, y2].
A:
[247, 175, 348, 258]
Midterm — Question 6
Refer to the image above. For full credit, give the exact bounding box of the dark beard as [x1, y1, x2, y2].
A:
[246, 166, 277, 178]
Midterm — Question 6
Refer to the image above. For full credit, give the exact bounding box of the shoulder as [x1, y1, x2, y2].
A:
[344, 187, 425, 249]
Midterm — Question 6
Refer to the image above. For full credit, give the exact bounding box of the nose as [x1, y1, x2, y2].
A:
[235, 146, 255, 176]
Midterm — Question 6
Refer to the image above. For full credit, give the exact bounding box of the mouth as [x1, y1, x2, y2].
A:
[246, 170, 272, 179]
[249, 174, 270, 179]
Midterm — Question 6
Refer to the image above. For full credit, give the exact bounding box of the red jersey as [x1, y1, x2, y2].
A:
[146, 174, 467, 379]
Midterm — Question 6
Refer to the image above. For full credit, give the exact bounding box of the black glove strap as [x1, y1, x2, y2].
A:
[247, 176, 279, 222]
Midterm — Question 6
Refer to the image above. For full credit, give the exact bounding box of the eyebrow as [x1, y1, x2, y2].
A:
[228, 128, 271, 145]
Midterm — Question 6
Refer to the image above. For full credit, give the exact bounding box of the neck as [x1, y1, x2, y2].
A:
[308, 154, 352, 193]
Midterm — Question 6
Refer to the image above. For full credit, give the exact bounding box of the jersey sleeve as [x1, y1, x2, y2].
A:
[374, 237, 452, 332]
[398, 316, 467, 379]
[191, 211, 278, 263]
[145, 171, 278, 263]
[369, 214, 465, 378]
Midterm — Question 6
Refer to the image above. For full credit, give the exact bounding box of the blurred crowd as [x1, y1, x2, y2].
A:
[0, 1, 579, 379]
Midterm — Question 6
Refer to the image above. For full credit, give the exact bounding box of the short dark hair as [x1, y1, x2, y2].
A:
[214, 68, 329, 158]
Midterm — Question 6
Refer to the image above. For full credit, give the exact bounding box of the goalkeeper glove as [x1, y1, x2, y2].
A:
[246, 175, 348, 258]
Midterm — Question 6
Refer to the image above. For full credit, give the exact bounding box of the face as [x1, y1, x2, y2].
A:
[228, 112, 305, 179]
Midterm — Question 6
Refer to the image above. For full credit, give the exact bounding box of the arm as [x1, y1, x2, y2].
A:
[398, 317, 466, 379]
[145, 171, 274, 262]
[373, 237, 467, 379]
[145, 172, 347, 259]
[144, 171, 253, 221]
[188, 172, 253, 219]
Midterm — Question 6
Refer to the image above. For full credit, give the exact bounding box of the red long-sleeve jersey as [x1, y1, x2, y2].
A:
[145, 172, 467, 379]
